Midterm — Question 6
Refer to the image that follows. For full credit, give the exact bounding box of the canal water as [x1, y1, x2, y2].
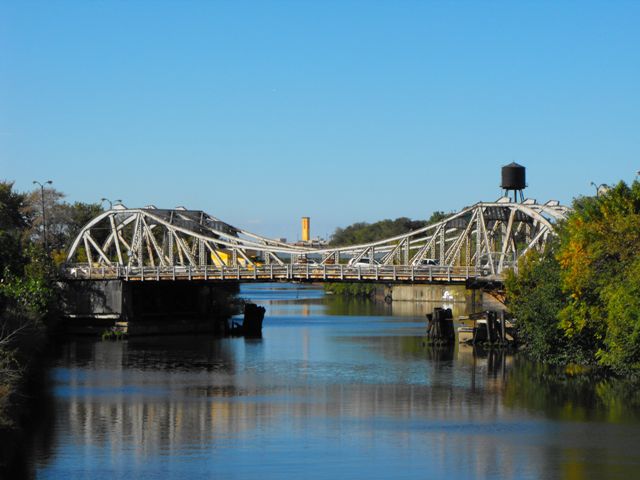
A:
[25, 283, 640, 479]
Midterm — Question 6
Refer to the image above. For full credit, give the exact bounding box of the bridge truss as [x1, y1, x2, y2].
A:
[63, 199, 569, 283]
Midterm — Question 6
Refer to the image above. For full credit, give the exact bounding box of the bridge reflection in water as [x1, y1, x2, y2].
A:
[31, 284, 640, 480]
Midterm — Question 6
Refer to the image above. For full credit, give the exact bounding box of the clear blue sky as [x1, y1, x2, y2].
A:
[1, 1, 639, 240]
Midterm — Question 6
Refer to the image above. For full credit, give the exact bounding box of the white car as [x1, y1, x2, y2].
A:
[415, 258, 439, 268]
[348, 257, 380, 268]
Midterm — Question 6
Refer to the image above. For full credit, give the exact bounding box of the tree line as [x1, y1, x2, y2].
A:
[329, 211, 449, 246]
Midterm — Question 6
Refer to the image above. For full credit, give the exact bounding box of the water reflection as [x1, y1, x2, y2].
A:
[504, 358, 640, 423]
[0, 365, 56, 480]
[29, 283, 640, 480]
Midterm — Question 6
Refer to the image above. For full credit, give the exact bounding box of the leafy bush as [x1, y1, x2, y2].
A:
[505, 245, 569, 364]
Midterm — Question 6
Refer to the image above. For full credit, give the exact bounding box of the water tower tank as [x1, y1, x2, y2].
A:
[501, 162, 526, 190]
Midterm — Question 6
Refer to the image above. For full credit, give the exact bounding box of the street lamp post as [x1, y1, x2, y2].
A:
[101, 198, 122, 210]
[33, 180, 53, 253]
[590, 182, 608, 197]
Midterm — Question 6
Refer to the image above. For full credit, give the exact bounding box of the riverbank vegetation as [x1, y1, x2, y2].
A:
[1, 183, 55, 431]
[506, 179, 640, 377]
[0, 181, 100, 444]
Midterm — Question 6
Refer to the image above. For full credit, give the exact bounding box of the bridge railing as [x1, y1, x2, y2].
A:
[61, 263, 483, 282]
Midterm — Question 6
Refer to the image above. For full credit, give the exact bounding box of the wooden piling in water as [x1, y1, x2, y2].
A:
[425, 307, 455, 345]
[467, 310, 512, 347]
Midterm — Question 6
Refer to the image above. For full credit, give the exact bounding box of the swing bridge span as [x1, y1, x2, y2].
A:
[62, 198, 569, 285]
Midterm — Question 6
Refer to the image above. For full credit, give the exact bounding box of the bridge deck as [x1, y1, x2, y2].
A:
[62, 264, 487, 284]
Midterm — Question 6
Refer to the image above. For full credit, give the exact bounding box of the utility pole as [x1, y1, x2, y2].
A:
[33, 180, 53, 253]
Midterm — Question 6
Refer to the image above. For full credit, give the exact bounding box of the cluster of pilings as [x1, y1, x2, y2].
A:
[425, 307, 455, 345]
[464, 311, 513, 347]
[425, 308, 514, 348]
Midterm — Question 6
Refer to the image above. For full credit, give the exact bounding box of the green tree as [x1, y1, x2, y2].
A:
[0, 181, 58, 318]
[505, 244, 569, 364]
[25, 187, 103, 264]
[600, 260, 640, 374]
[0, 182, 30, 276]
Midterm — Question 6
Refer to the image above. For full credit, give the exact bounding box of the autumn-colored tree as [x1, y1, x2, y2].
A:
[557, 181, 640, 374]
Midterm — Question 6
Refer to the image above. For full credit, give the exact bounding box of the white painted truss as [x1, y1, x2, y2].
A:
[65, 198, 569, 279]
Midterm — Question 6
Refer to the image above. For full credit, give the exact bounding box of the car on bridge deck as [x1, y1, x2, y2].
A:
[415, 258, 439, 268]
[347, 257, 381, 268]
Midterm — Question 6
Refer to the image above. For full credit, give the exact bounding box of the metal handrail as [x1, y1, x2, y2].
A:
[61, 263, 485, 282]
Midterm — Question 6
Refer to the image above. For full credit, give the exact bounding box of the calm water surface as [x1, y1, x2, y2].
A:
[28, 283, 640, 479]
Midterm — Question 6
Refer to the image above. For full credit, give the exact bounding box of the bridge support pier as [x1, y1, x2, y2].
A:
[378, 283, 487, 318]
[59, 280, 239, 336]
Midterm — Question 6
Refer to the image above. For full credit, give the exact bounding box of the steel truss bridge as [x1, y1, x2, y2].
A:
[63, 198, 569, 284]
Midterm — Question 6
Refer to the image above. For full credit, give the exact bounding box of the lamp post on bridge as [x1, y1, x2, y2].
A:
[33, 180, 53, 253]
[101, 197, 122, 210]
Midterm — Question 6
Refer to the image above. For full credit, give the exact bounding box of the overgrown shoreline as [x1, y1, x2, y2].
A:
[0, 181, 69, 474]
[505, 178, 640, 379]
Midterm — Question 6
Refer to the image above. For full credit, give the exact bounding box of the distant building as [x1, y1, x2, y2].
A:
[293, 216, 328, 247]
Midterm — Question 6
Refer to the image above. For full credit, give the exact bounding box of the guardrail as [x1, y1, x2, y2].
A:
[61, 264, 485, 283]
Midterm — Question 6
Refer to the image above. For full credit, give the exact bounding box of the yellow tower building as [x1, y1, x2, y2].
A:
[301, 217, 310, 242]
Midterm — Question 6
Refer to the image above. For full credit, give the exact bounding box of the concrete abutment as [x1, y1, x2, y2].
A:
[59, 280, 239, 335]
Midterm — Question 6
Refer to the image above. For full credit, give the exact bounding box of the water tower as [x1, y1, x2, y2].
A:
[501, 162, 527, 202]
